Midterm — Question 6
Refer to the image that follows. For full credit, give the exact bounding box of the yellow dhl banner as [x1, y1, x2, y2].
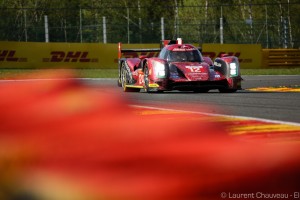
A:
[202, 43, 262, 69]
[0, 42, 261, 69]
[0, 42, 119, 69]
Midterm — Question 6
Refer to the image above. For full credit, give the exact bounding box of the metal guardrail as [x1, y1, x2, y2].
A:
[262, 49, 300, 68]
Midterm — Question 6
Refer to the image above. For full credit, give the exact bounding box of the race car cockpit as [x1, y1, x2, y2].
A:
[166, 50, 202, 62]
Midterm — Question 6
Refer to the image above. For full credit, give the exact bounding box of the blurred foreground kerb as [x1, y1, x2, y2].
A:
[0, 71, 300, 200]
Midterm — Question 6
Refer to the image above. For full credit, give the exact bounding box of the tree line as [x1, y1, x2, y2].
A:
[0, 0, 299, 48]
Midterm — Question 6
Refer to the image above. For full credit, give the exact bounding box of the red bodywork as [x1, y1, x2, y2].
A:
[118, 39, 242, 92]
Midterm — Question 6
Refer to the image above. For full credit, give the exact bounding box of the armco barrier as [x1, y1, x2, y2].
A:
[262, 49, 300, 68]
[1, 42, 261, 69]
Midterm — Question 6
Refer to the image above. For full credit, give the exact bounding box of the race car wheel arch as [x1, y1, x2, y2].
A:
[218, 78, 239, 93]
[213, 58, 227, 76]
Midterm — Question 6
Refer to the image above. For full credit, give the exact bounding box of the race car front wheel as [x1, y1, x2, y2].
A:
[143, 65, 151, 92]
[143, 64, 165, 93]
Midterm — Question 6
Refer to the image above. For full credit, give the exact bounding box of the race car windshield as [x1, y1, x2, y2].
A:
[167, 50, 202, 62]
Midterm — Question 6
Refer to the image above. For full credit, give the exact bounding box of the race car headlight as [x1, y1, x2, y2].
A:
[154, 62, 166, 78]
[229, 62, 238, 76]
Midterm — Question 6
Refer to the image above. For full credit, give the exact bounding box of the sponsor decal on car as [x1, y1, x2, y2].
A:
[172, 48, 195, 51]
[214, 62, 222, 67]
[185, 66, 203, 72]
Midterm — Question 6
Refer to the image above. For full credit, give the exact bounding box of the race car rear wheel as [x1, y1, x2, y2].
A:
[143, 65, 151, 92]
[121, 62, 140, 92]
[120, 62, 127, 88]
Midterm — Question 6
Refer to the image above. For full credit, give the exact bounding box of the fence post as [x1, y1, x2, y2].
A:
[127, 7, 130, 44]
[24, 9, 28, 42]
[283, 17, 288, 48]
[44, 15, 49, 43]
[161, 17, 164, 41]
[103, 16, 107, 44]
[265, 4, 269, 48]
[79, 8, 83, 43]
[220, 6, 223, 44]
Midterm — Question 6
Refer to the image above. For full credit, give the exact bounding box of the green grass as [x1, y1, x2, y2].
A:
[74, 69, 119, 78]
[0, 68, 299, 79]
[0, 69, 119, 79]
[241, 68, 300, 75]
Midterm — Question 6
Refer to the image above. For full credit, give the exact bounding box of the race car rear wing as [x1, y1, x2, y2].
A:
[118, 38, 201, 59]
[118, 42, 161, 59]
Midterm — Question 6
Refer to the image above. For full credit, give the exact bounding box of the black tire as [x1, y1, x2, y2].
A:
[193, 89, 209, 93]
[143, 63, 164, 93]
[120, 62, 139, 92]
[117, 77, 122, 87]
[218, 88, 237, 93]
[118, 62, 125, 87]
[143, 64, 151, 93]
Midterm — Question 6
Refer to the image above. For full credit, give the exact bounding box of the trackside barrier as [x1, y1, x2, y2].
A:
[202, 44, 262, 69]
[262, 49, 300, 68]
[1, 41, 261, 69]
[0, 42, 159, 69]
[0, 42, 118, 69]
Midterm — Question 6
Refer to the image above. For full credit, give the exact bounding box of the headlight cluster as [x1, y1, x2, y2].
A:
[154, 62, 166, 78]
[229, 62, 238, 76]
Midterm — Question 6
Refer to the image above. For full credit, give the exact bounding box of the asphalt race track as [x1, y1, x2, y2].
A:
[86, 75, 300, 124]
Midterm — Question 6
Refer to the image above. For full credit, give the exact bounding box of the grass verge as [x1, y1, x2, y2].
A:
[0, 69, 119, 79]
[241, 68, 300, 75]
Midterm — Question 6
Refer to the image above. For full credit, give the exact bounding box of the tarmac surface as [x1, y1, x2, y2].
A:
[86, 75, 300, 123]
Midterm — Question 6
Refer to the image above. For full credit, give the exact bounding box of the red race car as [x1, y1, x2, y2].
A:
[117, 39, 242, 93]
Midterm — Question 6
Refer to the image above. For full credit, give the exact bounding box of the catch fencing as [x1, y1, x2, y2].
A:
[0, 2, 299, 48]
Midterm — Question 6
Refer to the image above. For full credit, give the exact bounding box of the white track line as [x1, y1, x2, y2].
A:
[132, 104, 300, 127]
